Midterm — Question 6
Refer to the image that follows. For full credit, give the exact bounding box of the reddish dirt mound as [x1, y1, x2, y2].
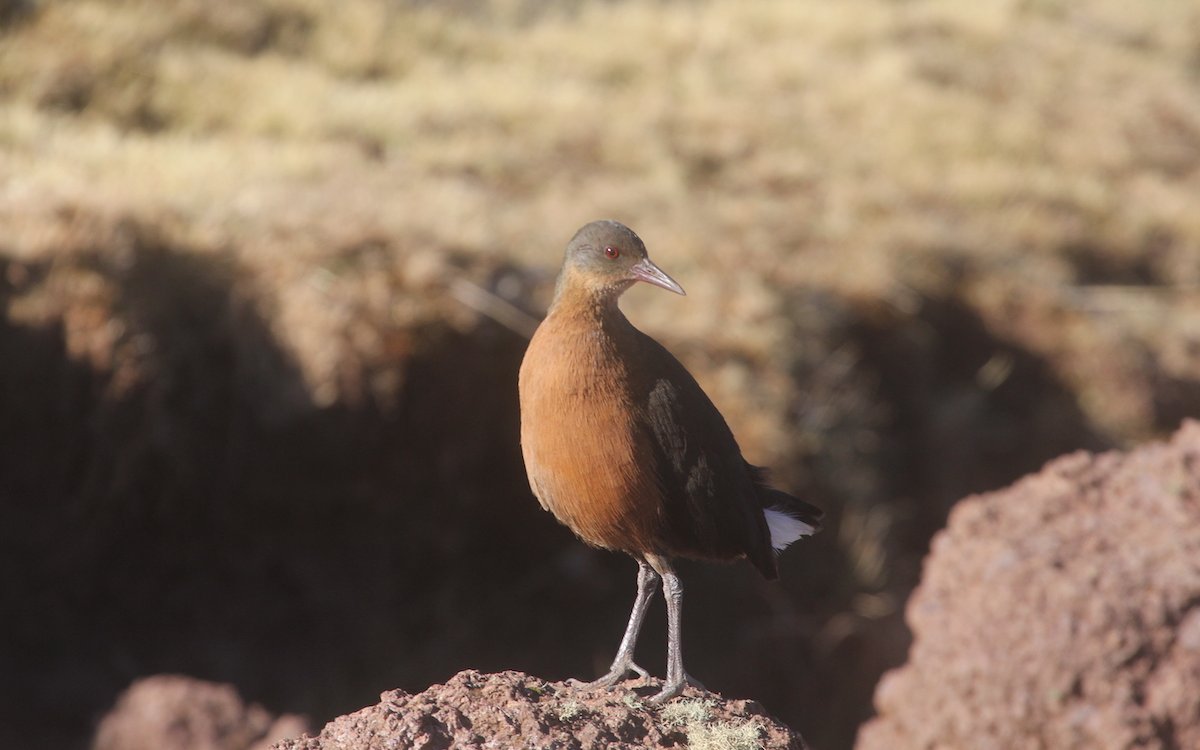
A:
[274, 669, 807, 750]
[857, 420, 1200, 750]
[93, 675, 307, 750]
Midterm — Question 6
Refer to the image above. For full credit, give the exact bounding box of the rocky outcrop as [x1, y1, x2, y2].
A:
[274, 670, 807, 750]
[857, 421, 1200, 750]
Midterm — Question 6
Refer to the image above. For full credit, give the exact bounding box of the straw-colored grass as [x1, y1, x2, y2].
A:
[6, 1, 1198, 284]
[3, 0, 1198, 579]
[4, 0, 1198, 591]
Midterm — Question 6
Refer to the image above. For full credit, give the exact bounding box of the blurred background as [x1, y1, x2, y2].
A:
[1, 0, 1198, 748]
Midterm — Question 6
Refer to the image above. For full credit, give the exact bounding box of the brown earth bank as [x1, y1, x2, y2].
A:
[0, 220, 1127, 750]
[273, 669, 807, 750]
[857, 420, 1200, 750]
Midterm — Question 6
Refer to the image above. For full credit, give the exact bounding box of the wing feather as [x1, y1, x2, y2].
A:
[630, 334, 780, 577]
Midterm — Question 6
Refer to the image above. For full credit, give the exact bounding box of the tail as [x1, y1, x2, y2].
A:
[748, 465, 824, 553]
[760, 489, 823, 552]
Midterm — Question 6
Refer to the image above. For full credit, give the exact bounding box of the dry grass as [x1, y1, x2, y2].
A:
[3, 0, 1198, 437]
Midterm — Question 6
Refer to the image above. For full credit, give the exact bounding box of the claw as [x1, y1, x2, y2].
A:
[647, 685, 682, 704]
[647, 671, 706, 704]
[569, 660, 651, 690]
[572, 561, 660, 694]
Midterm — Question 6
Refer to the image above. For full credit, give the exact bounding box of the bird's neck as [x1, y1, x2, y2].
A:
[548, 273, 630, 326]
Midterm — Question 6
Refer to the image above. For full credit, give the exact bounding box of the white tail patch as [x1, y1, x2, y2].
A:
[764, 507, 817, 552]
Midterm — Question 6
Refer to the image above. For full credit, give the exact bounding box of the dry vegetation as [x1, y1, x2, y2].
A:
[4, 0, 1198, 430]
[2, 1, 1199, 749]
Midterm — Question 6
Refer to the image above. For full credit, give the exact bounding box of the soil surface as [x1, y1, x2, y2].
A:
[857, 420, 1200, 750]
[274, 669, 807, 750]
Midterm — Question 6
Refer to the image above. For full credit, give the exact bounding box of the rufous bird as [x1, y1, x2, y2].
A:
[518, 220, 823, 703]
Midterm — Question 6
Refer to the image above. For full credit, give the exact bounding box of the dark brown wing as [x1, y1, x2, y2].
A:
[747, 464, 825, 530]
[626, 331, 780, 578]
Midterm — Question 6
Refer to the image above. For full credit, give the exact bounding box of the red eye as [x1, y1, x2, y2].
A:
[604, 246, 620, 260]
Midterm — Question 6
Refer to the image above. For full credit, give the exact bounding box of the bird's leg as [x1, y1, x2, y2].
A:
[645, 554, 705, 704]
[571, 560, 660, 689]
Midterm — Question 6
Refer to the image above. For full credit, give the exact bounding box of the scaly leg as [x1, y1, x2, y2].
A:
[645, 554, 705, 703]
[572, 559, 659, 689]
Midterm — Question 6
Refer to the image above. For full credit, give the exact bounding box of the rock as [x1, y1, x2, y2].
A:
[93, 675, 308, 750]
[274, 669, 807, 750]
[857, 420, 1200, 750]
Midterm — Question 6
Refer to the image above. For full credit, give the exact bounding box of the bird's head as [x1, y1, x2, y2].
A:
[556, 220, 685, 303]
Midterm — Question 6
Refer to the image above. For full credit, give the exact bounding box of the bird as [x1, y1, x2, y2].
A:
[518, 220, 823, 704]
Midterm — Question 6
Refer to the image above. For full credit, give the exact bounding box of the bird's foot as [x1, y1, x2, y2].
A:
[647, 671, 706, 705]
[568, 660, 652, 690]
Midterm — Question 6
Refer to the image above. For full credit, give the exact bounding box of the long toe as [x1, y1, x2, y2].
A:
[683, 671, 707, 691]
[648, 671, 708, 704]
[647, 678, 686, 705]
[568, 674, 620, 690]
[569, 662, 651, 691]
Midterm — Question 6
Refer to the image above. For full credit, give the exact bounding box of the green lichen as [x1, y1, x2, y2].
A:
[659, 698, 717, 728]
[686, 719, 764, 750]
[557, 700, 585, 721]
[659, 698, 762, 750]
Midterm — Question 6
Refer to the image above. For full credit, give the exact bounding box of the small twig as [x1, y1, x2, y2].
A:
[450, 278, 543, 339]
[1063, 283, 1198, 313]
